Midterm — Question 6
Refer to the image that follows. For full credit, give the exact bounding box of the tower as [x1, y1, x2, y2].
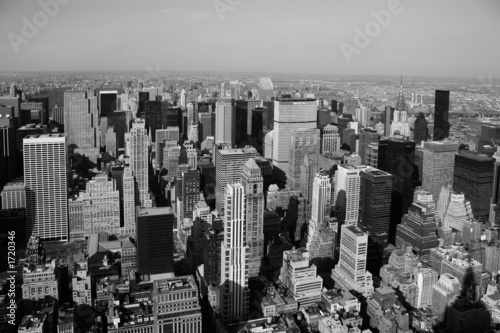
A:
[322, 124, 341, 156]
[24, 134, 68, 241]
[433, 90, 450, 141]
[63, 89, 99, 148]
[422, 141, 458, 201]
[333, 165, 363, 226]
[413, 112, 429, 146]
[287, 128, 320, 190]
[240, 159, 265, 278]
[306, 171, 332, 249]
[215, 97, 236, 147]
[220, 183, 249, 323]
[129, 120, 150, 206]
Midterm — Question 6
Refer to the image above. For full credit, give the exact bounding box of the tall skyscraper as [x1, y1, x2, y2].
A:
[287, 128, 320, 189]
[453, 150, 494, 220]
[358, 129, 379, 164]
[129, 120, 150, 206]
[422, 141, 458, 201]
[215, 146, 257, 214]
[63, 89, 99, 148]
[0, 121, 16, 190]
[215, 97, 236, 147]
[306, 171, 332, 248]
[433, 90, 450, 141]
[490, 148, 500, 226]
[413, 112, 429, 146]
[99, 91, 117, 117]
[136, 207, 174, 275]
[240, 159, 264, 278]
[24, 134, 68, 241]
[230, 80, 240, 98]
[181, 170, 200, 222]
[321, 124, 341, 156]
[299, 153, 317, 203]
[122, 167, 136, 235]
[332, 224, 374, 297]
[360, 167, 392, 247]
[333, 165, 363, 225]
[220, 183, 249, 323]
[1, 180, 26, 209]
[272, 97, 317, 174]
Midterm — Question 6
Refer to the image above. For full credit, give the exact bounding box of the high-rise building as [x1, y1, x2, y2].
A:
[240, 159, 265, 278]
[415, 268, 438, 309]
[129, 120, 150, 206]
[322, 124, 341, 156]
[272, 97, 317, 174]
[442, 192, 473, 233]
[306, 171, 331, 244]
[153, 276, 202, 333]
[136, 207, 174, 275]
[214, 146, 257, 214]
[359, 167, 392, 247]
[358, 129, 379, 164]
[99, 91, 117, 117]
[181, 170, 200, 222]
[0, 123, 16, 190]
[122, 167, 136, 235]
[365, 142, 379, 167]
[333, 165, 363, 225]
[20, 101, 46, 126]
[433, 90, 450, 141]
[219, 183, 249, 323]
[422, 141, 458, 201]
[395, 203, 439, 263]
[24, 134, 68, 241]
[204, 225, 224, 286]
[287, 128, 320, 190]
[413, 112, 429, 146]
[63, 89, 99, 148]
[28, 97, 49, 125]
[453, 150, 494, 220]
[230, 80, 240, 99]
[299, 153, 317, 203]
[490, 148, 500, 226]
[215, 97, 236, 147]
[198, 112, 214, 142]
[332, 224, 374, 297]
[1, 180, 26, 209]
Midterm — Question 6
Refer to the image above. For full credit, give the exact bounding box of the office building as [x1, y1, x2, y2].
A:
[129, 120, 150, 206]
[136, 207, 174, 275]
[24, 134, 68, 241]
[287, 128, 320, 189]
[365, 142, 379, 167]
[422, 141, 458, 201]
[442, 192, 473, 233]
[99, 91, 117, 117]
[215, 97, 236, 147]
[415, 268, 438, 309]
[299, 153, 317, 204]
[204, 225, 224, 286]
[0, 123, 16, 190]
[63, 89, 99, 148]
[322, 124, 340, 156]
[305, 171, 331, 248]
[453, 150, 494, 220]
[198, 112, 214, 141]
[358, 129, 379, 164]
[153, 276, 202, 333]
[333, 165, 363, 225]
[219, 183, 250, 323]
[181, 170, 200, 222]
[395, 203, 439, 263]
[107, 110, 133, 151]
[273, 97, 317, 174]
[240, 159, 265, 278]
[491, 147, 500, 226]
[359, 167, 392, 247]
[433, 90, 450, 141]
[20, 101, 46, 126]
[122, 167, 136, 235]
[332, 224, 374, 297]
[1, 179, 25, 209]
[214, 146, 257, 214]
[413, 112, 429, 146]
[22, 260, 61, 301]
[28, 97, 49, 125]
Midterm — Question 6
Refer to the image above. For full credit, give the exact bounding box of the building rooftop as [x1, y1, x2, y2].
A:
[459, 150, 494, 162]
[154, 275, 196, 293]
[276, 97, 316, 102]
[136, 207, 173, 217]
[24, 133, 66, 140]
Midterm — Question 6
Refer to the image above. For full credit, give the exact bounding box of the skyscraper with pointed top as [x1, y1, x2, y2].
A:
[390, 77, 410, 137]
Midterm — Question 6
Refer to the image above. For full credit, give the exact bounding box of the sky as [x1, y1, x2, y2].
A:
[0, 0, 499, 79]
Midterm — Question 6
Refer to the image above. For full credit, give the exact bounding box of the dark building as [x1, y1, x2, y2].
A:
[384, 106, 394, 137]
[165, 106, 183, 128]
[99, 91, 117, 117]
[377, 138, 417, 244]
[453, 151, 494, 220]
[336, 117, 351, 140]
[433, 90, 450, 141]
[359, 129, 379, 165]
[286, 195, 310, 246]
[0, 209, 27, 266]
[262, 100, 274, 133]
[198, 112, 214, 142]
[144, 101, 174, 141]
[181, 170, 200, 220]
[331, 100, 338, 113]
[342, 128, 357, 151]
[0, 122, 16, 189]
[107, 110, 133, 151]
[203, 225, 223, 286]
[28, 97, 49, 125]
[235, 100, 249, 147]
[250, 107, 264, 153]
[317, 109, 331, 133]
[110, 166, 125, 227]
[136, 207, 174, 275]
[413, 112, 429, 145]
[267, 234, 294, 268]
[480, 123, 500, 148]
[360, 168, 392, 247]
[137, 91, 149, 118]
[198, 161, 215, 207]
[264, 210, 281, 247]
[195, 101, 215, 114]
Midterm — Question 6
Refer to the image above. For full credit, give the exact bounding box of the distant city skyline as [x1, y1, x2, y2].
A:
[0, 0, 499, 78]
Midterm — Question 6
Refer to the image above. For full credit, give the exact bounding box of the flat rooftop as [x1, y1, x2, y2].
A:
[154, 275, 196, 293]
[136, 207, 173, 217]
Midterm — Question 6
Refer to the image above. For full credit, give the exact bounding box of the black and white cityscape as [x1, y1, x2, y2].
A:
[1, 0, 500, 332]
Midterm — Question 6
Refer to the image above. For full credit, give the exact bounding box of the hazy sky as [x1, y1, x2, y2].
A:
[0, 0, 499, 78]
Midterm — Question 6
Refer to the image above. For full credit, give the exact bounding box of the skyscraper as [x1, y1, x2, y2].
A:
[230, 80, 240, 98]
[299, 153, 317, 203]
[333, 165, 363, 225]
[99, 91, 117, 117]
[0, 121, 16, 190]
[306, 171, 332, 248]
[321, 124, 341, 156]
[272, 97, 317, 174]
[359, 167, 392, 247]
[215, 146, 257, 213]
[1, 180, 26, 209]
[358, 129, 379, 164]
[129, 120, 150, 206]
[181, 170, 200, 222]
[490, 148, 500, 226]
[122, 167, 136, 235]
[413, 112, 429, 146]
[433, 90, 450, 141]
[136, 207, 174, 275]
[220, 183, 249, 323]
[63, 89, 99, 148]
[422, 141, 458, 201]
[240, 159, 265, 278]
[24, 134, 68, 241]
[453, 150, 494, 220]
[332, 224, 374, 297]
[287, 128, 320, 190]
[215, 97, 236, 147]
